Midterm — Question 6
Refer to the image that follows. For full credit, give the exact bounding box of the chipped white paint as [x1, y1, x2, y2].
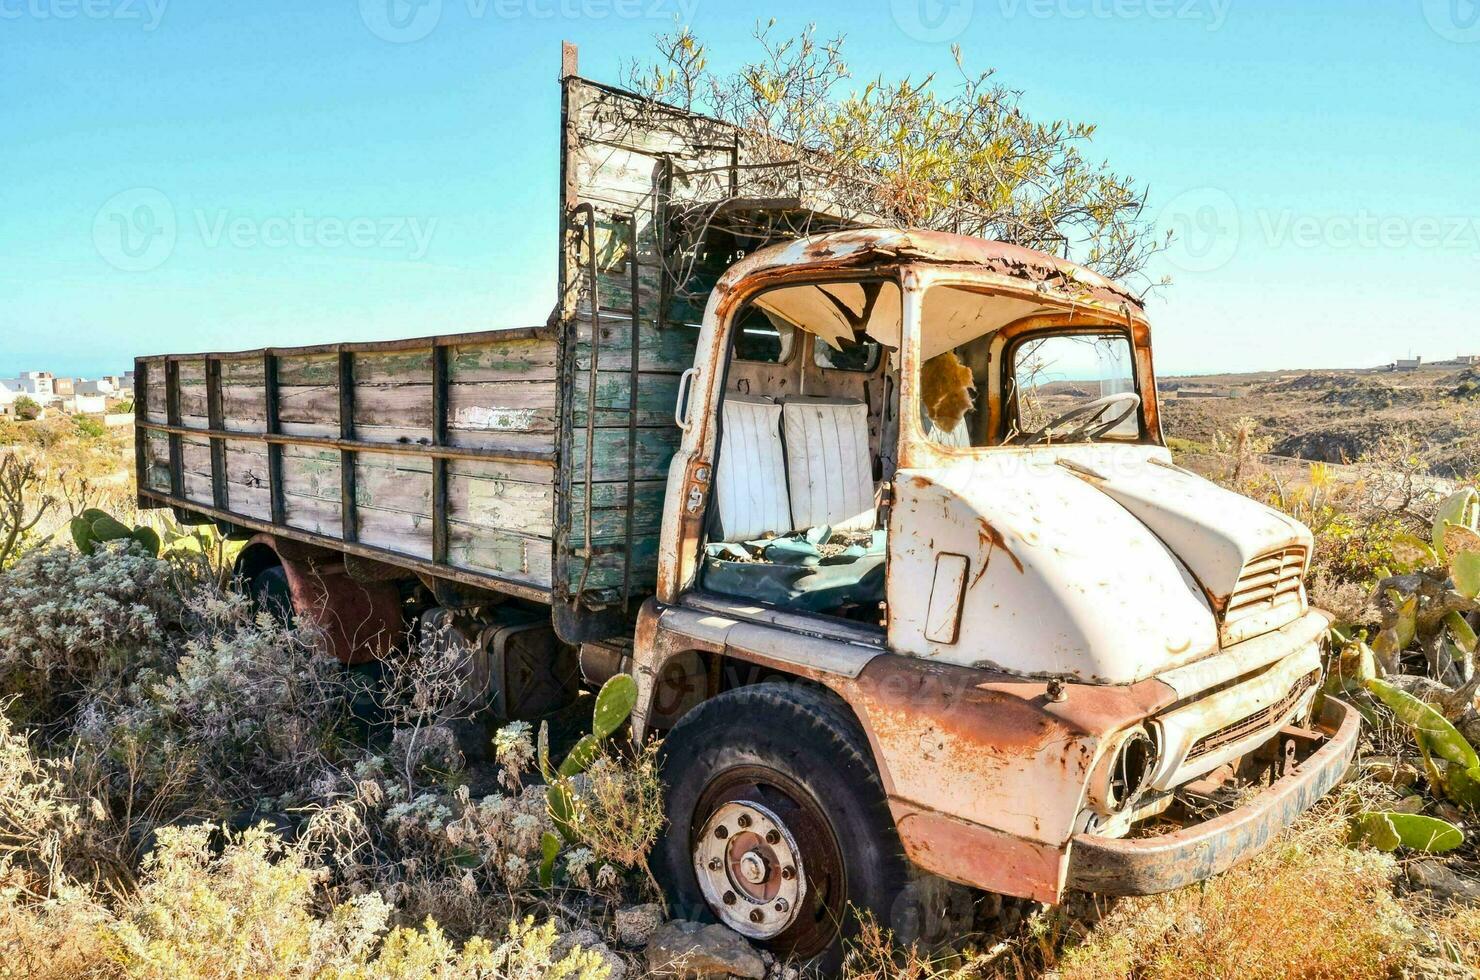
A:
[453, 405, 542, 431]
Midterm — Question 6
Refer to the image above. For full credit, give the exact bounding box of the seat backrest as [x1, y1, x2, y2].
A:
[713, 394, 792, 542]
[781, 396, 876, 532]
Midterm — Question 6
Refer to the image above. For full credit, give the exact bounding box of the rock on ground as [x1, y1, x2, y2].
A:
[1405, 861, 1480, 907]
[644, 920, 767, 979]
[614, 903, 664, 948]
[556, 927, 628, 980]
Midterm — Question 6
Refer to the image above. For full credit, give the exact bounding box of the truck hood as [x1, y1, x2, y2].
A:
[887, 444, 1312, 684]
[1057, 446, 1312, 608]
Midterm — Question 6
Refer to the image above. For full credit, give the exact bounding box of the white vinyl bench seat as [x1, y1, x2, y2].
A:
[713, 393, 791, 542]
[781, 395, 877, 533]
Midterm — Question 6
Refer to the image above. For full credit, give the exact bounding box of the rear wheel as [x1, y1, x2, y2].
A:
[249, 565, 294, 625]
[653, 683, 912, 973]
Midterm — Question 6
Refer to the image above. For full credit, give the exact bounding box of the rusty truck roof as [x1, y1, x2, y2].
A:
[718, 228, 1145, 315]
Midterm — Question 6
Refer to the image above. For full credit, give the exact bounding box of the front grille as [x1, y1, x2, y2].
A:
[1185, 670, 1319, 762]
[1224, 546, 1307, 629]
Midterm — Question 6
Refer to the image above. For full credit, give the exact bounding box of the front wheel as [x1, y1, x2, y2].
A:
[653, 683, 913, 973]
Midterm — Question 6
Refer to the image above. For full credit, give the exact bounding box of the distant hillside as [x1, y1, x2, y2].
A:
[1160, 366, 1480, 477]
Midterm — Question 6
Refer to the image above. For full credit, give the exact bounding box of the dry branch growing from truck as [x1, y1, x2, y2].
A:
[624, 22, 1167, 285]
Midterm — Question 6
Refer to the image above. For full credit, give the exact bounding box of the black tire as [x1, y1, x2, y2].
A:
[250, 565, 294, 625]
[653, 682, 912, 974]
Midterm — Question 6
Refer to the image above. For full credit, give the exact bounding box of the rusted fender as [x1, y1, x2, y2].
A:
[252, 534, 401, 665]
[1065, 698, 1360, 896]
[849, 655, 1177, 835]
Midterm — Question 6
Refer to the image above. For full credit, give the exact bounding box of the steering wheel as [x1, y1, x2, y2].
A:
[1019, 392, 1141, 446]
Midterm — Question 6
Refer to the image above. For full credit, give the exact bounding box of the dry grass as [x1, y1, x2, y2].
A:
[1044, 808, 1411, 979]
[1429, 902, 1480, 968]
[834, 783, 1478, 980]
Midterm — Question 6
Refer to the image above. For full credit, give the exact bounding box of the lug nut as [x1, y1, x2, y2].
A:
[749, 909, 764, 924]
[722, 891, 737, 906]
[736, 813, 752, 829]
[780, 866, 795, 881]
[774, 899, 789, 913]
[708, 858, 722, 871]
[765, 829, 780, 845]
[713, 825, 728, 840]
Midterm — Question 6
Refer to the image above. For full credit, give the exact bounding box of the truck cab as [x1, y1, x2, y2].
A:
[631, 228, 1358, 965]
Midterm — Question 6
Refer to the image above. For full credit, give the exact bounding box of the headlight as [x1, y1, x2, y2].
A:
[1088, 726, 1158, 816]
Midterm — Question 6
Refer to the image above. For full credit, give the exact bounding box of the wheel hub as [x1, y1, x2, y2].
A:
[693, 801, 806, 940]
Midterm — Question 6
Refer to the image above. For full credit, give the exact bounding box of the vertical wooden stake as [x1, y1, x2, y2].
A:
[431, 344, 449, 565]
[264, 352, 286, 526]
[206, 358, 228, 511]
[338, 350, 358, 544]
[165, 360, 183, 500]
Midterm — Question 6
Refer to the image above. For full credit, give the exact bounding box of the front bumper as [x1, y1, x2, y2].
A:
[1065, 697, 1359, 896]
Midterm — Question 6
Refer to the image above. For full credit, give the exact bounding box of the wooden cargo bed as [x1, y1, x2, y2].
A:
[136, 328, 565, 602]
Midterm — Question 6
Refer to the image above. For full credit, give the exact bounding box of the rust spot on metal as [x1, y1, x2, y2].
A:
[974, 518, 1024, 584]
[255, 534, 401, 666]
[893, 804, 1067, 904]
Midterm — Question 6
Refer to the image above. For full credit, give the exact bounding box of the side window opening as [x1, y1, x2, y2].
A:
[814, 334, 882, 373]
[733, 308, 795, 364]
[701, 279, 900, 629]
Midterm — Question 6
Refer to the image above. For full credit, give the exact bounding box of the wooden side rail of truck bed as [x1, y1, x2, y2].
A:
[133, 324, 665, 608]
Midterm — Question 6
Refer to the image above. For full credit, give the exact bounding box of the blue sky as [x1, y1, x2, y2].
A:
[3, 0, 1478, 378]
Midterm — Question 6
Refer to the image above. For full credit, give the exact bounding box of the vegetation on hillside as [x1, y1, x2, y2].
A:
[1164, 366, 1480, 478]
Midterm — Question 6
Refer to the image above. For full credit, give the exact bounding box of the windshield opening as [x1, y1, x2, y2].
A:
[916, 283, 1145, 449]
[1004, 331, 1142, 445]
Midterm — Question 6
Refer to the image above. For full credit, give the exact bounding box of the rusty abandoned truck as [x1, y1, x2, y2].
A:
[135, 47, 1359, 968]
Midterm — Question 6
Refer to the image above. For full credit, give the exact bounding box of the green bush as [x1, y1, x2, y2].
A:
[12, 396, 41, 422]
[71, 415, 106, 439]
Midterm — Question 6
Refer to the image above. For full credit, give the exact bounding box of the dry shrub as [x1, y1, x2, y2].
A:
[0, 713, 91, 885]
[0, 547, 182, 729]
[1307, 566, 1372, 627]
[841, 911, 977, 980]
[302, 754, 554, 938]
[0, 874, 114, 979]
[1428, 902, 1480, 970]
[1045, 804, 1410, 980]
[107, 824, 613, 979]
[74, 590, 349, 821]
[566, 744, 665, 888]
